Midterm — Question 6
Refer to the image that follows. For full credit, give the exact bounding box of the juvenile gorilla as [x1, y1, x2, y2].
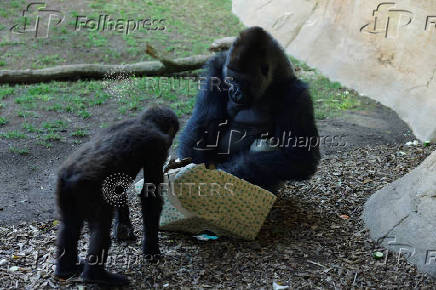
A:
[178, 27, 320, 192]
[54, 106, 179, 286]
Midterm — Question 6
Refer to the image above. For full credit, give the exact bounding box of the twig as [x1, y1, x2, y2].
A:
[307, 260, 328, 269]
[352, 272, 358, 285]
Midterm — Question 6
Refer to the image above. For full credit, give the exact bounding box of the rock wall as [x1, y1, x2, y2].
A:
[233, 0, 436, 142]
[363, 150, 436, 277]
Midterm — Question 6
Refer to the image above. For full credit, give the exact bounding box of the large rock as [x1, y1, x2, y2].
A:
[233, 0, 436, 142]
[363, 151, 436, 277]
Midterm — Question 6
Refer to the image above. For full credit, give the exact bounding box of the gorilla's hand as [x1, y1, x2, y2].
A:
[228, 83, 245, 104]
[164, 157, 192, 173]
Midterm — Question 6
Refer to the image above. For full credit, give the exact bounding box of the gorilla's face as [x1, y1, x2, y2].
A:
[225, 62, 272, 105]
[224, 42, 273, 106]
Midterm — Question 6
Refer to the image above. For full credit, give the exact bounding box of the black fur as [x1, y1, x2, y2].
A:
[178, 27, 320, 192]
[54, 106, 179, 286]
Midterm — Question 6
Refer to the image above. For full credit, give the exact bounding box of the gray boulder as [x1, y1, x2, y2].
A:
[363, 151, 436, 277]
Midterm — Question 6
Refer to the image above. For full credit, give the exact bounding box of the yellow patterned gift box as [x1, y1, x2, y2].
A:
[135, 164, 277, 240]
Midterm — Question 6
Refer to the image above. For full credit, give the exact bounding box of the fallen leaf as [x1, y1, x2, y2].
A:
[339, 214, 350, 220]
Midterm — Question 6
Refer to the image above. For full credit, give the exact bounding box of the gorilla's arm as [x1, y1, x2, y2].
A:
[178, 53, 228, 163]
[176, 100, 208, 163]
[216, 150, 317, 191]
[217, 86, 320, 191]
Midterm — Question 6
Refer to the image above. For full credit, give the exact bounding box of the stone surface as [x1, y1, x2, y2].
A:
[363, 151, 436, 277]
[233, 0, 436, 141]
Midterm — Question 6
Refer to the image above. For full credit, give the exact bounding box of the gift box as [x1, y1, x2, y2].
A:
[135, 163, 276, 240]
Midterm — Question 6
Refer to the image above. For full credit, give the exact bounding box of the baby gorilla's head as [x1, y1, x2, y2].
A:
[140, 106, 179, 139]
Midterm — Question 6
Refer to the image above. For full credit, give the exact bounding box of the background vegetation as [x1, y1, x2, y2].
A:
[0, 0, 362, 154]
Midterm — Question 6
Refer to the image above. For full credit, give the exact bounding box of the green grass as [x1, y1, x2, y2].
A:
[15, 95, 37, 105]
[290, 56, 313, 72]
[8, 82, 110, 119]
[36, 54, 62, 66]
[292, 58, 363, 119]
[0, 62, 364, 150]
[0, 87, 15, 100]
[28, 84, 53, 95]
[17, 111, 38, 118]
[71, 129, 89, 137]
[0, 0, 366, 153]
[85, 32, 108, 48]
[0, 130, 27, 139]
[22, 122, 40, 133]
[37, 94, 53, 102]
[0, 0, 241, 127]
[309, 76, 361, 119]
[0, 0, 244, 69]
[78, 110, 91, 119]
[9, 146, 30, 155]
[37, 140, 53, 148]
[41, 120, 68, 131]
[0, 117, 7, 126]
[42, 132, 62, 141]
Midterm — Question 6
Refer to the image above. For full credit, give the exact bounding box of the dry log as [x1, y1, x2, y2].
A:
[0, 38, 239, 84]
[0, 54, 211, 84]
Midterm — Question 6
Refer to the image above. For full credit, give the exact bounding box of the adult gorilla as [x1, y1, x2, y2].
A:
[178, 26, 320, 193]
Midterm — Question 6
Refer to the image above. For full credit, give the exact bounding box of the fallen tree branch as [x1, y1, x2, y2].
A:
[145, 43, 181, 68]
[0, 53, 211, 84]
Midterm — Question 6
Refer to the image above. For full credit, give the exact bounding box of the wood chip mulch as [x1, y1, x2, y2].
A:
[1, 144, 435, 289]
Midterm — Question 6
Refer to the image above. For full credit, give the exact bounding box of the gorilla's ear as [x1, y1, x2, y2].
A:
[260, 64, 269, 77]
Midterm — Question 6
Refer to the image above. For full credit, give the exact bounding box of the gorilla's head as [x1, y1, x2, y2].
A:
[224, 26, 294, 105]
[140, 106, 180, 139]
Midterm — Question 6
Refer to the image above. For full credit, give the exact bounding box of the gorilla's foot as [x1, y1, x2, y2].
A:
[54, 260, 84, 279]
[82, 267, 129, 286]
[112, 222, 136, 242]
[143, 239, 161, 261]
